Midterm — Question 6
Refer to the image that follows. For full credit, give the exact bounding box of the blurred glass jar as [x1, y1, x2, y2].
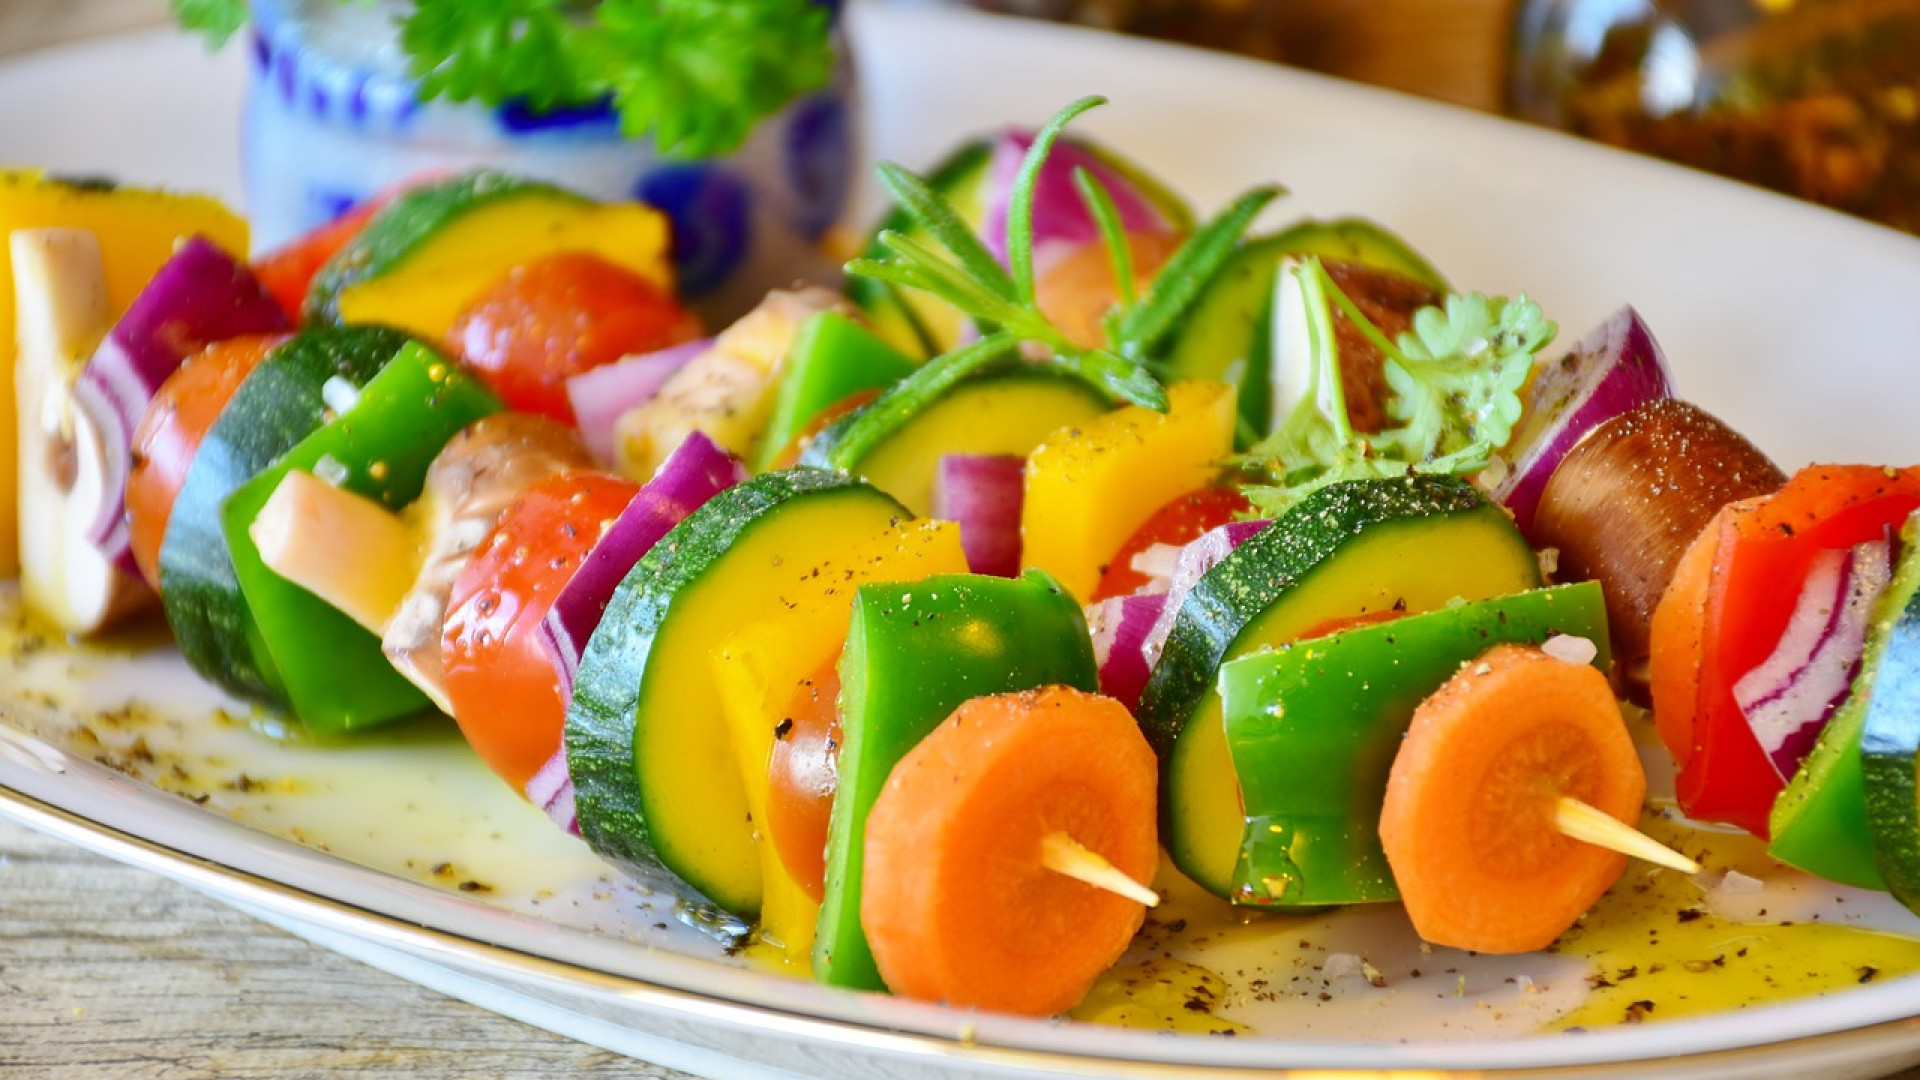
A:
[243, 0, 857, 313]
[1510, 0, 1920, 234]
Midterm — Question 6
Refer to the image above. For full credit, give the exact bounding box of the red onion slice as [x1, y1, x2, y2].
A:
[1088, 591, 1167, 712]
[980, 132, 1181, 274]
[72, 236, 288, 575]
[1489, 306, 1674, 538]
[524, 744, 580, 836]
[932, 453, 1025, 577]
[539, 431, 748, 700]
[566, 338, 709, 468]
[1142, 519, 1270, 668]
[1735, 539, 1892, 778]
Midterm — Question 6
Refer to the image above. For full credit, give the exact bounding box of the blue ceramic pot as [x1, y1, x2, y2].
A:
[243, 0, 858, 315]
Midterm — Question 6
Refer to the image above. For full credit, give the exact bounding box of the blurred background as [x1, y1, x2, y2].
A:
[6, 0, 1918, 236]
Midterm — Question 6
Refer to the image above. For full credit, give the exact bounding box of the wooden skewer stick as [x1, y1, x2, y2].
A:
[1555, 796, 1702, 875]
[1040, 831, 1159, 907]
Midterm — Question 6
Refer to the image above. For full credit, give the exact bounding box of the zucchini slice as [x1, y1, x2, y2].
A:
[1864, 535, 1920, 913]
[566, 468, 933, 918]
[802, 358, 1110, 516]
[156, 326, 409, 704]
[304, 171, 671, 340]
[1136, 475, 1541, 897]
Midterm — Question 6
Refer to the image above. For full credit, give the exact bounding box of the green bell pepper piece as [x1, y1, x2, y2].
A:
[1219, 582, 1610, 908]
[814, 570, 1100, 992]
[220, 341, 501, 733]
[754, 312, 919, 471]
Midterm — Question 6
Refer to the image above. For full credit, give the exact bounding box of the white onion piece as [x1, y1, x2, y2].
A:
[1128, 542, 1184, 590]
[1490, 306, 1674, 537]
[524, 744, 579, 836]
[72, 235, 287, 575]
[538, 431, 748, 700]
[1735, 540, 1892, 778]
[1142, 519, 1270, 668]
[565, 338, 710, 468]
[1087, 591, 1167, 712]
[979, 131, 1181, 273]
[932, 453, 1025, 577]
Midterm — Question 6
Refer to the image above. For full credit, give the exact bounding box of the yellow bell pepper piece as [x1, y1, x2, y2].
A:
[1020, 379, 1236, 601]
[711, 518, 968, 969]
[0, 170, 247, 577]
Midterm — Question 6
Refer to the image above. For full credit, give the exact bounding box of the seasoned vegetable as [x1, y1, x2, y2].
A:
[304, 172, 672, 340]
[1020, 378, 1235, 601]
[566, 469, 942, 916]
[816, 571, 1099, 992]
[862, 686, 1157, 1016]
[446, 251, 701, 425]
[221, 341, 502, 731]
[1220, 583, 1610, 909]
[0, 169, 248, 577]
[1379, 643, 1649, 954]
[1137, 475, 1541, 897]
[1532, 398, 1785, 700]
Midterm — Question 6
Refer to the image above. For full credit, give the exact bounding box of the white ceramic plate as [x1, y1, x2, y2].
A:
[6, 4, 1920, 1078]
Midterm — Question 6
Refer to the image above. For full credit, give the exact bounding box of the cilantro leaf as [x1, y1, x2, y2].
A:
[1240, 258, 1556, 517]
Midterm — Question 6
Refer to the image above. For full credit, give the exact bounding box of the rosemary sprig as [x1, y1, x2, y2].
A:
[848, 95, 1284, 413]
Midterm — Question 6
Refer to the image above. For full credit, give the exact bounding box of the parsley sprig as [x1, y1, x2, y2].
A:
[846, 95, 1282, 412]
[172, 0, 833, 158]
[1240, 257, 1555, 516]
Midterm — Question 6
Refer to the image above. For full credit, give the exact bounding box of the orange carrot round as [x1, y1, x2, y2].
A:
[1379, 643, 1647, 954]
[861, 686, 1157, 1016]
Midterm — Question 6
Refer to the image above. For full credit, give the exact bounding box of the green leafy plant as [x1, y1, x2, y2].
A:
[172, 0, 834, 158]
[847, 95, 1282, 412]
[1239, 257, 1556, 516]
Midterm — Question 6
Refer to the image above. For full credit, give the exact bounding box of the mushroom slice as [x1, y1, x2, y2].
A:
[11, 227, 149, 635]
[383, 413, 594, 712]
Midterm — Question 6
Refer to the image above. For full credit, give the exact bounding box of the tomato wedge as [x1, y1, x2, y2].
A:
[126, 334, 286, 590]
[1091, 485, 1252, 601]
[441, 470, 640, 792]
[446, 252, 702, 425]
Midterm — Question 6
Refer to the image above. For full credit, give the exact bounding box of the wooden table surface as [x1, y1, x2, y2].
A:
[6, 3, 1920, 1078]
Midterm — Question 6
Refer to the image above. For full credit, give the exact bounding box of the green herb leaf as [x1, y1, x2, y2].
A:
[178, 0, 834, 159]
[1112, 182, 1284, 358]
[591, 0, 833, 159]
[1240, 258, 1556, 517]
[172, 0, 249, 47]
[874, 161, 1015, 304]
[401, 0, 591, 115]
[1008, 94, 1106, 305]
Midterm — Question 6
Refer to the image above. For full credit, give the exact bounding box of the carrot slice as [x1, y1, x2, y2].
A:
[861, 686, 1157, 1015]
[1379, 643, 1648, 954]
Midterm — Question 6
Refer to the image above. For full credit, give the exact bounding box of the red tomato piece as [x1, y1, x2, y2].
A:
[441, 471, 641, 793]
[1681, 464, 1920, 836]
[446, 252, 702, 425]
[1091, 485, 1253, 602]
[252, 196, 391, 325]
[126, 334, 287, 590]
[766, 652, 843, 903]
